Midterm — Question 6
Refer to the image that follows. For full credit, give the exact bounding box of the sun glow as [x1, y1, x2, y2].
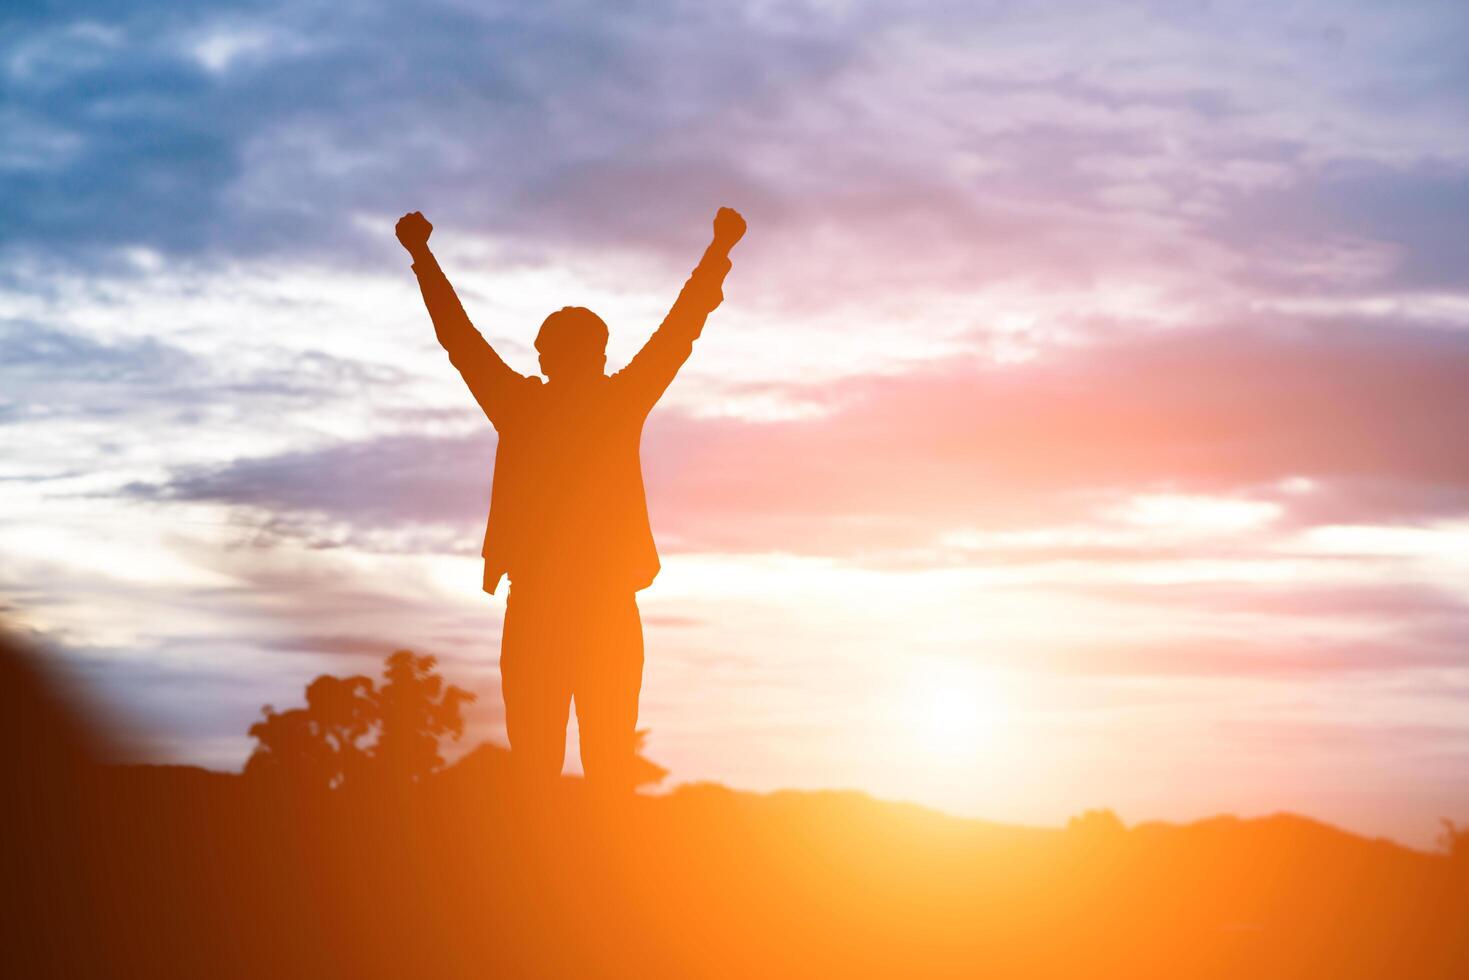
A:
[899, 660, 1014, 765]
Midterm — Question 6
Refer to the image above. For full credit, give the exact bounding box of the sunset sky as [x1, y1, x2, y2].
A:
[4, 0, 1469, 847]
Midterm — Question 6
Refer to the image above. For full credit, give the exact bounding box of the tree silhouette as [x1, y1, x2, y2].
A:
[373, 649, 476, 784]
[244, 650, 474, 790]
[309, 674, 376, 785]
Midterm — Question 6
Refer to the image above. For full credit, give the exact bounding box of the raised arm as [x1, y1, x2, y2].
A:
[395, 211, 527, 426]
[614, 206, 746, 412]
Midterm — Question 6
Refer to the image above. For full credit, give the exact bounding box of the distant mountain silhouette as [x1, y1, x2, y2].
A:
[3, 628, 1467, 978]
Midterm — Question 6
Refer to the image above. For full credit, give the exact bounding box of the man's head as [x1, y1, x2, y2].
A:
[535, 306, 608, 381]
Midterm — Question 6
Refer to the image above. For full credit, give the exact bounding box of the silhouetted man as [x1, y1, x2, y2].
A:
[396, 206, 745, 791]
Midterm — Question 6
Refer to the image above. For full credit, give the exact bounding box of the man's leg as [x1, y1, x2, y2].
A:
[573, 590, 645, 793]
[500, 582, 574, 782]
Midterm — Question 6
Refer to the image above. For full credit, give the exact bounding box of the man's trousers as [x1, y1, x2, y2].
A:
[499, 581, 644, 790]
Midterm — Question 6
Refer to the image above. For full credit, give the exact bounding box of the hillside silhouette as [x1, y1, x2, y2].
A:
[4, 630, 1468, 978]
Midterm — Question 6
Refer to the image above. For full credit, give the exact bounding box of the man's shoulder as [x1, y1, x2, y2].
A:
[487, 374, 543, 429]
[513, 374, 546, 398]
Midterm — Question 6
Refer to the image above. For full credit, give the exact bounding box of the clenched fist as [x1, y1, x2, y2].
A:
[395, 211, 433, 254]
[712, 206, 746, 249]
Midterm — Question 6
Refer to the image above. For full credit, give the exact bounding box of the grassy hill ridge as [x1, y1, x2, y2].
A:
[14, 749, 1447, 979]
[3, 633, 1466, 978]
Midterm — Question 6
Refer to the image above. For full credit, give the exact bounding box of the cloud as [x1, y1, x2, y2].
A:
[645, 316, 1469, 550]
[0, 1, 857, 273]
[1215, 161, 1469, 292]
[124, 315, 1469, 561]
[1028, 581, 1469, 676]
[125, 430, 495, 554]
[1053, 637, 1469, 677]
[1062, 581, 1469, 622]
[0, 319, 412, 427]
[5, 0, 1466, 308]
[0, 320, 200, 423]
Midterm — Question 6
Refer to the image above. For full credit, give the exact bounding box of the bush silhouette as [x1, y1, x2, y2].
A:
[1439, 818, 1469, 870]
[629, 729, 669, 789]
[245, 704, 333, 791]
[1067, 808, 1126, 837]
[244, 650, 474, 790]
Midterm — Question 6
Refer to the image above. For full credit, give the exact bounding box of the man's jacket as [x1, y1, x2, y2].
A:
[412, 252, 730, 595]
